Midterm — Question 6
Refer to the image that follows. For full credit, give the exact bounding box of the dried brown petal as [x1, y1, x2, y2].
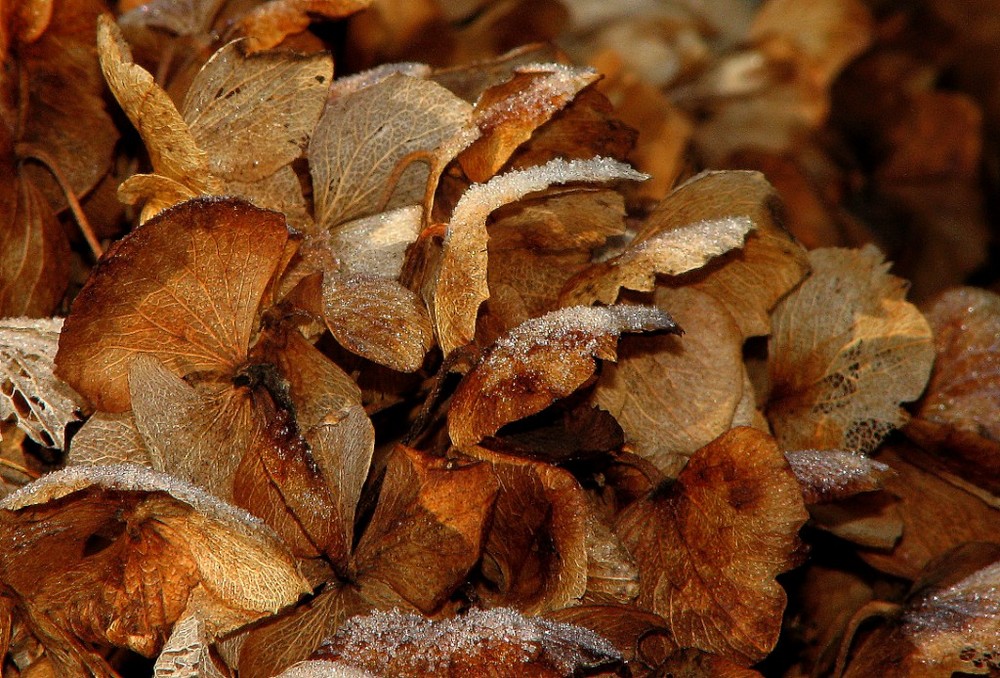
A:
[182, 42, 332, 183]
[153, 614, 227, 678]
[309, 73, 473, 229]
[68, 411, 150, 466]
[785, 449, 892, 504]
[0, 317, 85, 449]
[767, 246, 934, 452]
[560, 171, 773, 307]
[908, 287, 1000, 493]
[314, 607, 623, 676]
[0, 464, 308, 659]
[330, 206, 423, 279]
[449, 304, 678, 449]
[616, 427, 808, 664]
[55, 197, 292, 412]
[238, 0, 372, 53]
[322, 274, 434, 372]
[546, 604, 676, 668]
[434, 156, 648, 356]
[593, 287, 744, 477]
[351, 446, 498, 613]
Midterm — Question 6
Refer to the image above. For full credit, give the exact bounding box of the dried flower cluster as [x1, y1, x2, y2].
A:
[1, 1, 998, 677]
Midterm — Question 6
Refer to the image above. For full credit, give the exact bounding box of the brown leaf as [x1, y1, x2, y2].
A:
[0, 175, 70, 318]
[153, 614, 227, 678]
[546, 604, 676, 668]
[907, 287, 1000, 493]
[472, 448, 590, 614]
[351, 446, 498, 613]
[592, 287, 745, 477]
[857, 445, 1000, 580]
[559, 171, 768, 307]
[329, 205, 423, 279]
[182, 41, 332, 183]
[68, 410, 151, 466]
[844, 544, 1000, 677]
[766, 245, 935, 452]
[785, 449, 893, 504]
[449, 304, 679, 450]
[432, 156, 648, 356]
[0, 317, 86, 449]
[459, 63, 600, 183]
[55, 197, 293, 412]
[312, 607, 623, 676]
[615, 427, 808, 664]
[0, 464, 308, 660]
[238, 0, 372, 53]
[97, 15, 222, 197]
[322, 274, 434, 372]
[309, 72, 473, 229]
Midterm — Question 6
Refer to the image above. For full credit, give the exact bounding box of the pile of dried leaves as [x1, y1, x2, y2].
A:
[1, 0, 998, 676]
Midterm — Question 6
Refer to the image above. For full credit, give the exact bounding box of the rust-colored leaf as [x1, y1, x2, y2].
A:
[312, 607, 623, 676]
[55, 197, 292, 412]
[785, 449, 892, 504]
[238, 0, 372, 54]
[766, 245, 935, 452]
[616, 427, 808, 664]
[449, 304, 678, 450]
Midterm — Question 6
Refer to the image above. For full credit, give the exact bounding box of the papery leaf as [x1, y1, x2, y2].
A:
[766, 245, 935, 452]
[0, 176, 70, 317]
[238, 0, 372, 53]
[322, 274, 434, 372]
[351, 446, 498, 613]
[117, 0, 224, 37]
[593, 287, 744, 478]
[907, 287, 1000, 493]
[546, 604, 676, 667]
[460, 63, 600, 182]
[153, 614, 227, 678]
[785, 449, 892, 504]
[471, 448, 591, 614]
[309, 73, 473, 229]
[434, 156, 648, 356]
[68, 411, 151, 466]
[312, 608, 623, 676]
[330, 205, 423, 279]
[235, 585, 372, 678]
[449, 304, 678, 449]
[183, 41, 332, 183]
[0, 317, 86, 449]
[55, 197, 292, 412]
[844, 544, 1000, 677]
[583, 514, 639, 605]
[96, 15, 221, 195]
[560, 171, 778, 307]
[0, 464, 309, 659]
[275, 661, 375, 677]
[616, 427, 808, 664]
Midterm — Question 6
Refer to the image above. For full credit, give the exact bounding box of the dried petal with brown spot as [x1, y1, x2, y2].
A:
[313, 607, 623, 677]
[766, 246, 934, 453]
[449, 304, 678, 450]
[55, 197, 292, 412]
[616, 427, 808, 664]
[0, 464, 308, 663]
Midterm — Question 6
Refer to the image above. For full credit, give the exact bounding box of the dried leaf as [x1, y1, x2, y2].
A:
[593, 287, 745, 477]
[275, 661, 375, 678]
[844, 544, 1000, 677]
[96, 15, 221, 196]
[616, 427, 808, 664]
[68, 411, 151, 466]
[560, 171, 774, 307]
[0, 317, 86, 449]
[322, 274, 434, 372]
[449, 304, 678, 449]
[351, 446, 498, 613]
[153, 614, 227, 678]
[460, 63, 600, 182]
[767, 245, 935, 452]
[0, 176, 71, 318]
[182, 42, 332, 183]
[238, 0, 372, 53]
[56, 197, 292, 412]
[545, 604, 676, 667]
[907, 287, 1000, 493]
[309, 73, 473, 229]
[434, 156, 647, 356]
[330, 205, 423, 279]
[0, 464, 309, 659]
[313, 608, 623, 676]
[785, 449, 892, 504]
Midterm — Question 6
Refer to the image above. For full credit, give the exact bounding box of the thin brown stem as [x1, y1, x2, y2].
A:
[18, 145, 104, 260]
